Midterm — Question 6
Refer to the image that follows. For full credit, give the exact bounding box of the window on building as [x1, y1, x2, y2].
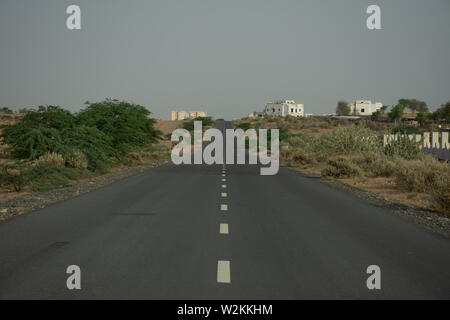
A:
[361, 108, 365, 113]
[291, 108, 294, 112]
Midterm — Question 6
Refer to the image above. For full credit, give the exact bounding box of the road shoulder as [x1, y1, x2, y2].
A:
[285, 166, 450, 238]
[0, 160, 168, 222]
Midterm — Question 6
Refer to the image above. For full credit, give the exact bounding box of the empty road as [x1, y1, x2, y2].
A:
[0, 120, 449, 299]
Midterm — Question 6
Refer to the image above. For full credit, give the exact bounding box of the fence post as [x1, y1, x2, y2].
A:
[423, 132, 431, 149]
[442, 132, 449, 150]
[432, 132, 440, 149]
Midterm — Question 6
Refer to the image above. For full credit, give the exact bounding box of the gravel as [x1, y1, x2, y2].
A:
[0, 160, 168, 222]
[288, 167, 450, 238]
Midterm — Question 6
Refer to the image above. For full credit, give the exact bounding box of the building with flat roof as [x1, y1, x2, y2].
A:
[263, 100, 305, 117]
[171, 110, 207, 120]
[348, 100, 383, 116]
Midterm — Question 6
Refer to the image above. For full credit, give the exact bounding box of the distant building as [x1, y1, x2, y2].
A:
[248, 112, 264, 119]
[348, 100, 383, 116]
[264, 100, 305, 117]
[171, 111, 189, 120]
[171, 110, 206, 120]
[189, 111, 207, 119]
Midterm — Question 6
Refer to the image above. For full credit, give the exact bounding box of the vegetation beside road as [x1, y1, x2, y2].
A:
[0, 99, 169, 194]
[234, 113, 450, 215]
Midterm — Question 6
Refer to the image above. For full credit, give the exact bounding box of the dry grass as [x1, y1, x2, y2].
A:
[35, 152, 65, 168]
[65, 150, 88, 169]
[321, 156, 362, 178]
[392, 156, 450, 214]
[280, 125, 449, 215]
[280, 149, 316, 168]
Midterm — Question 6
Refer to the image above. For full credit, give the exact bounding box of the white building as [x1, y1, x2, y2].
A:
[263, 100, 305, 117]
[189, 111, 207, 119]
[171, 110, 206, 120]
[348, 100, 383, 116]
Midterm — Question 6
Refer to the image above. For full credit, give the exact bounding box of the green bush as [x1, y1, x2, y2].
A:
[27, 165, 90, 191]
[0, 165, 29, 192]
[183, 117, 215, 131]
[314, 127, 382, 161]
[0, 163, 91, 192]
[77, 99, 161, 150]
[1, 100, 162, 171]
[2, 125, 65, 159]
[61, 126, 113, 170]
[0, 107, 13, 114]
[384, 136, 421, 160]
[236, 122, 251, 130]
[0, 100, 165, 194]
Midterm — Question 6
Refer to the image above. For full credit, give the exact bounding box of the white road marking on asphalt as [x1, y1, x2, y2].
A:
[221, 204, 228, 211]
[220, 223, 229, 234]
[217, 261, 231, 283]
[222, 174, 226, 177]
[222, 178, 226, 182]
[222, 184, 226, 188]
[221, 192, 227, 197]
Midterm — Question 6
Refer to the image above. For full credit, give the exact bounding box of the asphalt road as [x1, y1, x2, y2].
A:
[0, 120, 449, 299]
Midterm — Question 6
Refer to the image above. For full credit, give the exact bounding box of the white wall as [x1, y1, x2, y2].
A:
[349, 100, 383, 116]
[264, 101, 305, 117]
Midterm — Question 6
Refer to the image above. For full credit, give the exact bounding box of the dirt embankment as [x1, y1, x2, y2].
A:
[155, 120, 185, 135]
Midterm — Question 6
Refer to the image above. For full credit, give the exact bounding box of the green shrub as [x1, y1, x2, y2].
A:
[61, 126, 113, 170]
[236, 122, 251, 130]
[194, 117, 214, 126]
[77, 99, 162, 150]
[308, 127, 382, 162]
[183, 117, 215, 131]
[2, 125, 65, 159]
[0, 107, 13, 114]
[0, 165, 29, 192]
[384, 136, 421, 160]
[27, 165, 90, 191]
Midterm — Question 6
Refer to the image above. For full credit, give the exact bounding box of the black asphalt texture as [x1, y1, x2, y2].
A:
[0, 120, 449, 299]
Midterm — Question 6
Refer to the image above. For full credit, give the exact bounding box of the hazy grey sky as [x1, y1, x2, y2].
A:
[1, 0, 449, 119]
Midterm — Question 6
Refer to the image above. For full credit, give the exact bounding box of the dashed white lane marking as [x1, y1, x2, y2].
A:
[220, 223, 229, 234]
[217, 260, 231, 283]
[222, 184, 226, 188]
[222, 178, 226, 182]
[221, 192, 227, 197]
[221, 204, 228, 211]
[222, 174, 226, 177]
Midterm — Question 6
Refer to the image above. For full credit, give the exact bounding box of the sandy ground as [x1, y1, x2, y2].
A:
[155, 120, 184, 135]
[290, 165, 436, 213]
[340, 176, 433, 210]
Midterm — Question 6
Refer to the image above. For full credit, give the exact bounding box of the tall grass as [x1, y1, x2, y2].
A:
[282, 126, 449, 215]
